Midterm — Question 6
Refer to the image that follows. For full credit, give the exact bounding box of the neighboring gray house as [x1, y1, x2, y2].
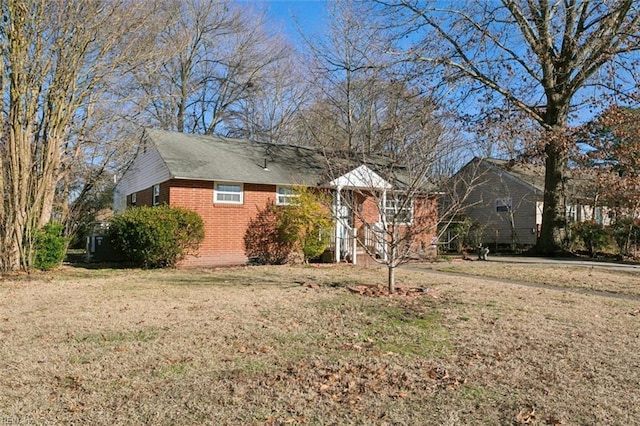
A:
[454, 157, 607, 249]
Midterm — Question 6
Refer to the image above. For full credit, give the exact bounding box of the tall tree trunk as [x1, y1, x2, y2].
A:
[537, 101, 570, 255]
[538, 138, 568, 254]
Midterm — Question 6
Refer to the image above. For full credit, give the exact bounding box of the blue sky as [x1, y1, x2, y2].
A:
[240, 0, 329, 44]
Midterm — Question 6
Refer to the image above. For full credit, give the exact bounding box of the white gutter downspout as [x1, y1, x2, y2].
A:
[381, 188, 388, 262]
[352, 221, 357, 265]
[335, 186, 342, 263]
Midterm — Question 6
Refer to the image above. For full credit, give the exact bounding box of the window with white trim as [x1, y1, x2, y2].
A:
[152, 184, 160, 205]
[130, 192, 137, 206]
[276, 186, 298, 206]
[384, 195, 413, 223]
[214, 182, 243, 204]
[495, 197, 512, 213]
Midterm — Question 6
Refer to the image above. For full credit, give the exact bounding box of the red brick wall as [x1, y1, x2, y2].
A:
[168, 180, 276, 266]
[127, 182, 169, 207]
[126, 180, 438, 266]
[409, 196, 438, 256]
[353, 192, 438, 259]
[356, 192, 381, 226]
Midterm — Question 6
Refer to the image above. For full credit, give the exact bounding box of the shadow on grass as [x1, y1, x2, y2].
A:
[65, 249, 133, 270]
[63, 250, 367, 290]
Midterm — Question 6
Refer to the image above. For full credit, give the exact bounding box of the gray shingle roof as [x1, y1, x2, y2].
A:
[146, 129, 328, 186]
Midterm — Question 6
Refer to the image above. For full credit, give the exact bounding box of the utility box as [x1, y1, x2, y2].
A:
[85, 222, 115, 262]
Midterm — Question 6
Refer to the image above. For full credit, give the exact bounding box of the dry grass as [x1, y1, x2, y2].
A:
[1, 263, 639, 425]
[421, 258, 640, 297]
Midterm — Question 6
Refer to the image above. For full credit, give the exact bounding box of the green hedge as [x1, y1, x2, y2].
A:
[571, 220, 610, 258]
[109, 206, 204, 268]
[33, 222, 69, 270]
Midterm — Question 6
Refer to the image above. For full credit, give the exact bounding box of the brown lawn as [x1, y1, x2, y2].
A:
[417, 257, 640, 297]
[0, 263, 638, 425]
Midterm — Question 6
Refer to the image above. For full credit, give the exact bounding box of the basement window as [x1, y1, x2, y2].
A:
[214, 182, 243, 204]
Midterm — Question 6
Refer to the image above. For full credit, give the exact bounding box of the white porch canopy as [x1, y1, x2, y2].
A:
[328, 165, 392, 264]
[328, 164, 392, 190]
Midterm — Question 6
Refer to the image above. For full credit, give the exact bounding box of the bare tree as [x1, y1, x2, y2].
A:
[324, 106, 479, 291]
[226, 53, 311, 144]
[123, 0, 292, 137]
[297, 0, 478, 290]
[380, 0, 640, 255]
[299, 0, 396, 153]
[57, 108, 143, 243]
[0, 0, 157, 270]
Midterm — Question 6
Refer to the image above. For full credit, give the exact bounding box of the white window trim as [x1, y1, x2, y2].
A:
[130, 192, 137, 206]
[214, 182, 244, 205]
[276, 186, 299, 206]
[384, 196, 414, 225]
[152, 184, 160, 206]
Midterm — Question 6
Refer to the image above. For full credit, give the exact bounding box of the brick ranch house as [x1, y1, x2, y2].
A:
[113, 129, 438, 267]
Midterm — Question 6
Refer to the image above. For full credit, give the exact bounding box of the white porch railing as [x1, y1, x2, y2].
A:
[330, 223, 386, 263]
[362, 223, 386, 260]
[331, 223, 355, 262]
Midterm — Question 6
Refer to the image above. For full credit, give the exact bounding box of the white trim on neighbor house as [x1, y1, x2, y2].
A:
[276, 186, 298, 206]
[214, 182, 243, 204]
[536, 201, 544, 225]
[130, 192, 137, 206]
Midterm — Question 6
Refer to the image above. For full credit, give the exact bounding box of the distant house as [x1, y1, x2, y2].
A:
[113, 129, 438, 266]
[453, 157, 607, 248]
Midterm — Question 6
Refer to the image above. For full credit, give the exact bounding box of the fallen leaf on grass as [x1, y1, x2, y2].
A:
[113, 345, 129, 352]
[296, 280, 320, 289]
[347, 284, 438, 298]
[424, 365, 465, 390]
[66, 402, 85, 413]
[515, 406, 536, 424]
[546, 416, 563, 425]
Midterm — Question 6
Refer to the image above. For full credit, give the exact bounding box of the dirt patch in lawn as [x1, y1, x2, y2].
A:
[1, 264, 638, 425]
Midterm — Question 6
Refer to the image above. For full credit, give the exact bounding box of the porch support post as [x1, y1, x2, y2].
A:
[335, 187, 341, 263]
